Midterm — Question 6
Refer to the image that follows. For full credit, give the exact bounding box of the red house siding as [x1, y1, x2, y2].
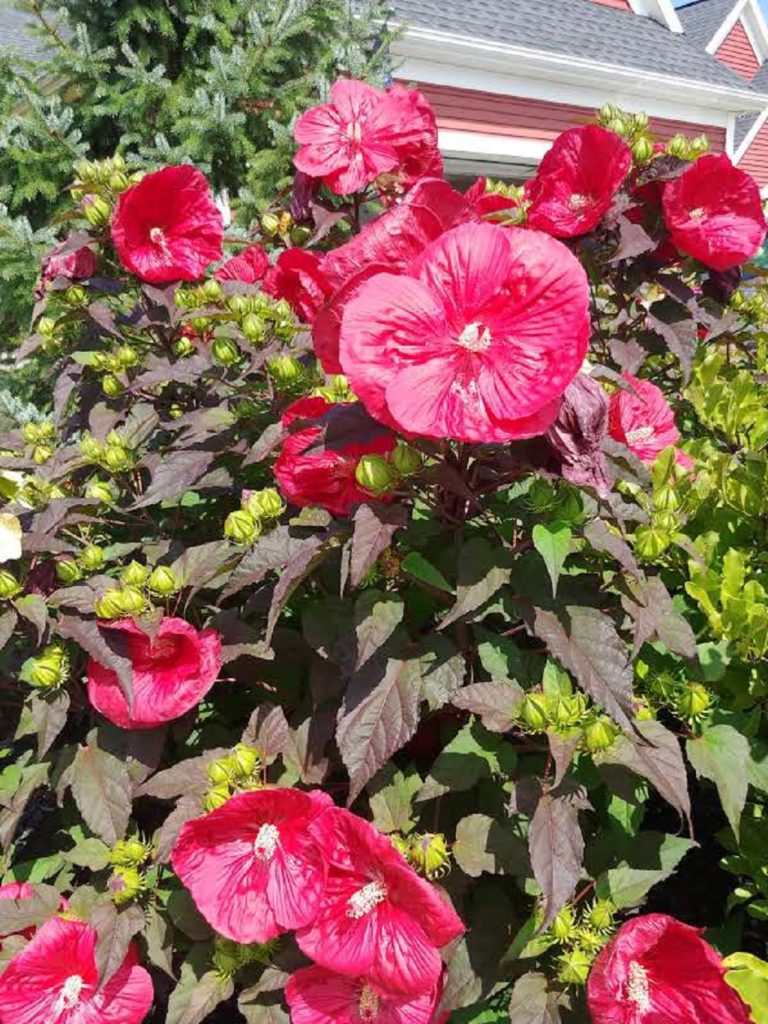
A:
[738, 119, 768, 186]
[588, 0, 632, 8]
[415, 83, 727, 151]
[715, 20, 761, 80]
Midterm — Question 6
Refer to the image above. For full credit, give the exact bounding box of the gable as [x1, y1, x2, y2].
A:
[715, 17, 761, 78]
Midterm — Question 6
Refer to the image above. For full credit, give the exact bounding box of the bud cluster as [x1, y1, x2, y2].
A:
[597, 105, 653, 163]
[202, 743, 262, 811]
[224, 488, 286, 545]
[353, 442, 424, 499]
[392, 832, 451, 879]
[548, 900, 617, 986]
[526, 478, 584, 525]
[261, 209, 309, 247]
[80, 431, 134, 475]
[213, 934, 278, 979]
[23, 643, 70, 690]
[108, 835, 153, 905]
[21, 420, 56, 466]
[93, 562, 178, 618]
[73, 156, 139, 230]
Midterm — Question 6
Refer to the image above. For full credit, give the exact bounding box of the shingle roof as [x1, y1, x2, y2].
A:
[0, 5, 49, 60]
[677, 0, 739, 50]
[734, 110, 759, 148]
[392, 0, 762, 93]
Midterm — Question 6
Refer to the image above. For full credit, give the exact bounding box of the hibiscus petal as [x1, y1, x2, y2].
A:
[370, 903, 443, 995]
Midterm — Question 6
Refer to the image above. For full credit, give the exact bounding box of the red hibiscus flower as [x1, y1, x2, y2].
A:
[313, 177, 468, 373]
[297, 807, 464, 996]
[263, 249, 332, 323]
[339, 221, 590, 443]
[293, 79, 431, 196]
[609, 372, 692, 468]
[465, 177, 522, 220]
[273, 396, 396, 516]
[87, 616, 222, 729]
[380, 83, 443, 192]
[587, 913, 751, 1024]
[111, 165, 224, 284]
[215, 244, 269, 283]
[0, 916, 153, 1024]
[41, 242, 97, 285]
[286, 965, 442, 1024]
[526, 125, 633, 238]
[662, 153, 766, 271]
[172, 788, 332, 944]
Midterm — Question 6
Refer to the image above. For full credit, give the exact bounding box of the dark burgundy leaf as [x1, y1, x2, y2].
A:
[87, 303, 122, 337]
[13, 594, 48, 642]
[136, 749, 229, 800]
[265, 534, 334, 643]
[242, 705, 291, 759]
[92, 901, 145, 989]
[529, 788, 585, 928]
[584, 518, 641, 578]
[547, 730, 581, 788]
[546, 374, 611, 495]
[133, 450, 214, 509]
[57, 615, 133, 703]
[69, 744, 132, 845]
[647, 313, 697, 382]
[508, 973, 564, 1024]
[301, 401, 392, 454]
[349, 503, 408, 589]
[29, 690, 70, 758]
[611, 216, 656, 262]
[221, 526, 329, 600]
[243, 422, 286, 466]
[621, 575, 696, 658]
[451, 681, 523, 732]
[441, 538, 513, 628]
[454, 813, 528, 877]
[0, 609, 17, 651]
[0, 884, 60, 937]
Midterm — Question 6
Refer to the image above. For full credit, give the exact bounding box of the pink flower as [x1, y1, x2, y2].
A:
[662, 153, 766, 271]
[172, 787, 332, 944]
[609, 372, 692, 468]
[339, 221, 590, 442]
[263, 249, 332, 323]
[215, 244, 269, 283]
[41, 243, 97, 285]
[526, 125, 633, 238]
[111, 165, 224, 283]
[273, 396, 396, 516]
[293, 79, 431, 196]
[286, 965, 442, 1024]
[381, 84, 443, 192]
[587, 914, 751, 1024]
[0, 916, 153, 1024]
[297, 808, 464, 995]
[313, 177, 468, 373]
[87, 616, 222, 729]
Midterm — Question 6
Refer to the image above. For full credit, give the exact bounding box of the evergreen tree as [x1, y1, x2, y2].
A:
[0, 0, 397, 353]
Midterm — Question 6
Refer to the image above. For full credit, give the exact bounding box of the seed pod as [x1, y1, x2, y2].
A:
[148, 566, 178, 596]
[355, 455, 398, 495]
[224, 509, 260, 545]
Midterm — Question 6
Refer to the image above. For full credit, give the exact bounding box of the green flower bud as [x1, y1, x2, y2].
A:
[586, 899, 615, 933]
[148, 565, 178, 596]
[267, 355, 303, 386]
[102, 374, 123, 398]
[94, 588, 126, 619]
[653, 484, 679, 512]
[202, 280, 223, 303]
[632, 136, 654, 164]
[111, 838, 151, 867]
[632, 111, 650, 131]
[278, 212, 293, 235]
[355, 455, 398, 496]
[390, 834, 410, 859]
[213, 936, 242, 978]
[676, 682, 712, 721]
[243, 488, 286, 521]
[79, 543, 105, 572]
[111, 154, 127, 172]
[120, 561, 149, 586]
[689, 134, 709, 156]
[202, 783, 232, 812]
[84, 195, 112, 228]
[37, 316, 57, 337]
[557, 948, 592, 986]
[241, 314, 266, 342]
[261, 213, 280, 236]
[390, 442, 423, 477]
[577, 928, 606, 956]
[168, 404, 184, 420]
[550, 692, 588, 729]
[109, 171, 130, 192]
[634, 701, 655, 722]
[232, 743, 260, 779]
[109, 865, 143, 906]
[85, 479, 116, 503]
[583, 717, 618, 753]
[21, 422, 41, 445]
[117, 585, 147, 615]
[32, 444, 53, 465]
[238, 938, 278, 966]
[0, 569, 21, 599]
[211, 337, 241, 367]
[80, 435, 105, 462]
[27, 644, 68, 689]
[598, 103, 620, 124]
[607, 116, 628, 137]
[652, 511, 679, 533]
[290, 225, 312, 246]
[519, 692, 550, 732]
[116, 344, 139, 369]
[191, 317, 212, 334]
[56, 558, 82, 584]
[173, 336, 196, 358]
[407, 833, 451, 879]
[227, 295, 249, 316]
[634, 526, 670, 561]
[64, 285, 87, 307]
[667, 134, 689, 159]
[224, 509, 260, 545]
[103, 447, 131, 473]
[207, 758, 236, 786]
[552, 906, 578, 943]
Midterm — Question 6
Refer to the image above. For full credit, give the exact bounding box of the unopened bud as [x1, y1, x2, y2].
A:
[552, 905, 578, 943]
[37, 316, 57, 338]
[232, 743, 260, 778]
[676, 682, 711, 721]
[519, 692, 550, 732]
[32, 444, 53, 465]
[173, 336, 196, 358]
[355, 455, 398, 496]
[583, 717, 618, 753]
[267, 355, 303, 386]
[207, 758, 236, 785]
[527, 478, 557, 513]
[85, 479, 116, 503]
[117, 585, 146, 615]
[587, 899, 615, 932]
[116, 344, 139, 369]
[79, 543, 105, 572]
[111, 838, 150, 867]
[203, 280, 223, 303]
[213, 936, 241, 977]
[407, 833, 451, 879]
[102, 374, 123, 398]
[109, 866, 143, 906]
[56, 558, 82, 584]
[103, 447, 131, 473]
[64, 285, 87, 307]
[261, 213, 280, 236]
[120, 561, 149, 586]
[94, 588, 126, 619]
[557, 948, 592, 986]
[243, 488, 286, 521]
[211, 337, 241, 367]
[667, 134, 689, 159]
[0, 569, 21, 599]
[632, 136, 654, 164]
[390, 442, 423, 477]
[83, 195, 112, 228]
[242, 314, 265, 342]
[634, 526, 670, 561]
[224, 509, 260, 545]
[109, 171, 130, 192]
[290, 226, 312, 246]
[227, 295, 249, 316]
[80, 435, 105, 462]
[202, 783, 231, 812]
[148, 565, 178, 596]
[27, 644, 69, 689]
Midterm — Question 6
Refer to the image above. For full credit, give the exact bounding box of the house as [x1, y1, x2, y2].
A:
[389, 0, 768, 188]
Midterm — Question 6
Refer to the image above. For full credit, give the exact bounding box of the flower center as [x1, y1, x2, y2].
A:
[56, 975, 86, 1012]
[346, 121, 363, 144]
[689, 206, 706, 221]
[456, 322, 492, 353]
[347, 881, 387, 919]
[625, 425, 655, 445]
[358, 984, 380, 1022]
[625, 961, 651, 1012]
[570, 193, 593, 211]
[253, 822, 280, 860]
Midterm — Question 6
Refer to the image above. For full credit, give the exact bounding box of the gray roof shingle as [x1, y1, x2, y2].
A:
[734, 110, 759, 148]
[392, 0, 763, 93]
[0, 5, 49, 60]
[677, 0, 738, 50]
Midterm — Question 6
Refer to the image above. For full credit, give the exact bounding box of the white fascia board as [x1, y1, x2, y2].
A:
[726, 111, 737, 155]
[438, 128, 551, 164]
[629, 0, 683, 33]
[395, 27, 768, 112]
[706, 0, 749, 53]
[735, 105, 768, 161]
[741, 0, 768, 62]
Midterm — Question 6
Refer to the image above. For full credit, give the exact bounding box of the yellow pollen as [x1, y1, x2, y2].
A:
[570, 193, 593, 210]
[358, 984, 380, 1022]
[347, 881, 387, 919]
[625, 425, 655, 445]
[625, 961, 651, 1012]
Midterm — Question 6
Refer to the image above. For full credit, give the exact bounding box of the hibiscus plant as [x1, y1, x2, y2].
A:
[0, 82, 767, 1024]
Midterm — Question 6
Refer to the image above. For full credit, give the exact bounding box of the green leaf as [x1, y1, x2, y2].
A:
[166, 954, 233, 1024]
[368, 765, 422, 833]
[401, 551, 454, 593]
[595, 833, 696, 908]
[508, 972, 564, 1023]
[417, 721, 514, 801]
[687, 724, 750, 839]
[68, 743, 131, 846]
[724, 953, 768, 1024]
[64, 837, 111, 871]
[441, 538, 512, 628]
[532, 522, 572, 597]
[454, 813, 528, 877]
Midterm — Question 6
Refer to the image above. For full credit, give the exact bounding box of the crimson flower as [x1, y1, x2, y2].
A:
[263, 249, 332, 323]
[111, 165, 224, 283]
[172, 788, 332, 944]
[313, 177, 468, 373]
[526, 125, 633, 238]
[380, 83, 443, 192]
[293, 79, 432, 195]
[0, 916, 153, 1024]
[286, 965, 442, 1024]
[609, 372, 692, 468]
[87, 616, 222, 729]
[465, 176, 522, 219]
[215, 244, 269, 283]
[41, 242, 97, 285]
[273, 396, 396, 516]
[296, 807, 464, 996]
[339, 221, 590, 442]
[587, 914, 751, 1024]
[662, 153, 766, 271]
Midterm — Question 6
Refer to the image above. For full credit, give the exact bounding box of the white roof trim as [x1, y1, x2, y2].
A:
[439, 128, 551, 164]
[629, 0, 683, 33]
[734, 104, 768, 160]
[397, 26, 768, 111]
[706, 0, 750, 53]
